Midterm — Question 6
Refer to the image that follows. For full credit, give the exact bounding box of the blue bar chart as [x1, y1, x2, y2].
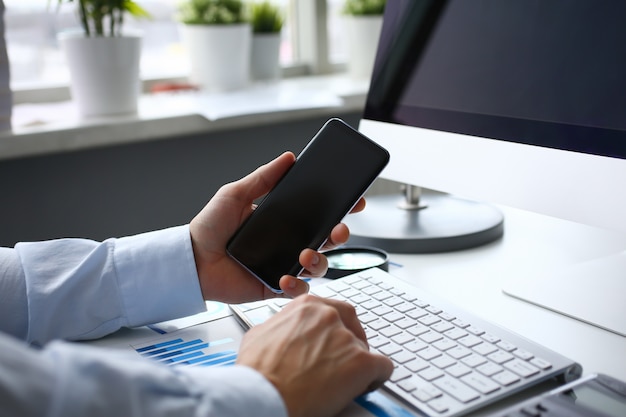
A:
[132, 327, 239, 368]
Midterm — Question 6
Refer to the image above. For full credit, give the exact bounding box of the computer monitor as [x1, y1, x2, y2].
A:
[347, 0, 626, 336]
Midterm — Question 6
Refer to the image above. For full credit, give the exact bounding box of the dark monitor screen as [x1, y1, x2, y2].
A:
[365, 0, 626, 160]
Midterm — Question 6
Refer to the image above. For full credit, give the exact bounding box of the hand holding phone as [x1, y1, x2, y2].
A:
[226, 118, 390, 292]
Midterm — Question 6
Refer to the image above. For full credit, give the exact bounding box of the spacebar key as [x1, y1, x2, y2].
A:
[433, 375, 480, 403]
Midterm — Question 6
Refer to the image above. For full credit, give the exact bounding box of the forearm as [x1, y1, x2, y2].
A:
[2, 225, 206, 345]
[0, 333, 287, 417]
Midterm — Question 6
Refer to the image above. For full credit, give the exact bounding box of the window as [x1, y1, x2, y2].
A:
[4, 0, 348, 102]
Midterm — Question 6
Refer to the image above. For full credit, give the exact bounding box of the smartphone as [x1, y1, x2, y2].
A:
[226, 118, 390, 293]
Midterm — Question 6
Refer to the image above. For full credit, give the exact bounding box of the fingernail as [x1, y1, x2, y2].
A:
[312, 254, 320, 266]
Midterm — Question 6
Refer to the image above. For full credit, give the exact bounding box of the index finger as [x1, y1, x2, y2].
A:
[315, 296, 368, 346]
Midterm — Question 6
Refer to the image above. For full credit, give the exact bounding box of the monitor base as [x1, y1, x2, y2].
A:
[343, 192, 504, 253]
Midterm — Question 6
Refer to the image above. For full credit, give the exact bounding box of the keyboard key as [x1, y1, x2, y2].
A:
[407, 308, 429, 320]
[392, 332, 415, 346]
[383, 311, 405, 323]
[476, 362, 503, 377]
[395, 302, 417, 313]
[421, 384, 444, 399]
[392, 350, 417, 365]
[432, 321, 455, 333]
[418, 314, 441, 326]
[434, 375, 480, 403]
[372, 305, 393, 316]
[488, 350, 515, 364]
[350, 293, 370, 304]
[397, 377, 419, 392]
[395, 317, 419, 330]
[342, 275, 362, 284]
[452, 318, 470, 328]
[384, 296, 405, 307]
[369, 318, 390, 331]
[327, 281, 351, 293]
[491, 370, 520, 386]
[419, 330, 443, 344]
[431, 354, 456, 369]
[405, 357, 430, 373]
[380, 325, 402, 338]
[390, 366, 412, 382]
[496, 340, 517, 352]
[447, 346, 472, 360]
[362, 286, 382, 296]
[358, 312, 378, 324]
[390, 287, 405, 296]
[439, 312, 456, 321]
[446, 362, 472, 378]
[459, 335, 483, 348]
[530, 357, 552, 370]
[350, 280, 371, 290]
[379, 343, 403, 356]
[417, 347, 442, 361]
[482, 333, 501, 344]
[341, 288, 361, 298]
[368, 335, 389, 349]
[433, 338, 457, 352]
[407, 324, 430, 336]
[414, 299, 429, 308]
[444, 328, 469, 340]
[360, 299, 381, 310]
[473, 342, 498, 356]
[373, 291, 393, 301]
[426, 305, 443, 314]
[504, 359, 540, 378]
[513, 349, 534, 361]
[461, 354, 488, 368]
[428, 398, 450, 414]
[404, 340, 428, 353]
[419, 366, 445, 381]
[461, 372, 501, 394]
[466, 326, 485, 336]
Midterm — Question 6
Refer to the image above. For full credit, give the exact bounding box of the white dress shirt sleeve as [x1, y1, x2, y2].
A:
[0, 225, 288, 417]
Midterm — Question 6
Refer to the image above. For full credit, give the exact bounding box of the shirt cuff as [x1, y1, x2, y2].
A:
[183, 365, 288, 417]
[113, 225, 206, 327]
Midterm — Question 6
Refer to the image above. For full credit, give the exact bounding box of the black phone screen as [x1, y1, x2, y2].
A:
[226, 118, 390, 292]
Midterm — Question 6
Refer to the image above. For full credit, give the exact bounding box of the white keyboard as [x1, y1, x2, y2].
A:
[306, 268, 582, 417]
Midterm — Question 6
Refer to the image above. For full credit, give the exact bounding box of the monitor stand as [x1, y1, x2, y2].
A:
[503, 250, 626, 337]
[343, 184, 504, 253]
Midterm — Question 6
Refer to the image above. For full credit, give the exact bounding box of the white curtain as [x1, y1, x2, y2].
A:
[0, 0, 11, 131]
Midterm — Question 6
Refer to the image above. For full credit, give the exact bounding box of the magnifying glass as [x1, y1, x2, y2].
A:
[323, 246, 389, 279]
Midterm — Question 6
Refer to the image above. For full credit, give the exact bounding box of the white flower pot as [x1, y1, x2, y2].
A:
[251, 33, 281, 81]
[344, 15, 383, 80]
[181, 24, 251, 92]
[59, 32, 141, 118]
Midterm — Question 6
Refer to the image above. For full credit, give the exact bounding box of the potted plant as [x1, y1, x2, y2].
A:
[250, 1, 283, 81]
[342, 0, 386, 79]
[55, 0, 150, 118]
[178, 0, 251, 92]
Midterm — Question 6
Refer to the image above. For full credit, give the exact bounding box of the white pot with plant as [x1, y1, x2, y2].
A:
[250, 1, 283, 81]
[178, 0, 251, 92]
[342, 0, 386, 80]
[56, 0, 150, 118]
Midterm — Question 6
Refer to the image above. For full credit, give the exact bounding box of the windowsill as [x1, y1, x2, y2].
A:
[0, 74, 370, 161]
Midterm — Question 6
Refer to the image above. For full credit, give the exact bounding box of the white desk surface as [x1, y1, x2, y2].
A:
[89, 203, 626, 417]
[383, 204, 626, 384]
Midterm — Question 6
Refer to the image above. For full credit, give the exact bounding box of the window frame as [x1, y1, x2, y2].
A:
[8, 0, 346, 105]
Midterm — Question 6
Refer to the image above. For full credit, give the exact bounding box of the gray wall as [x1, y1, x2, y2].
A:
[0, 112, 363, 247]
